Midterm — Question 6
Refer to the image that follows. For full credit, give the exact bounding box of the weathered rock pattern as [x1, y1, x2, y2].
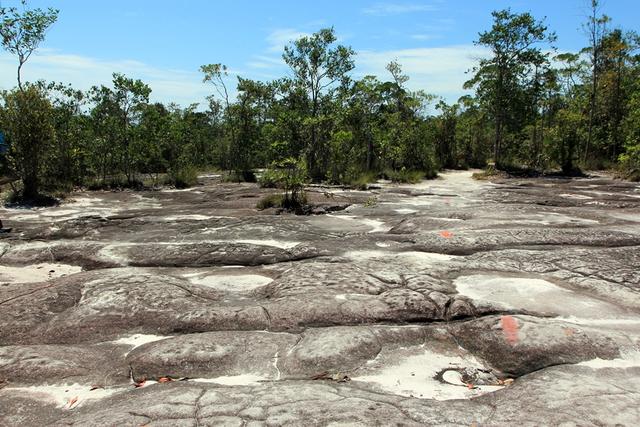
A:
[0, 171, 639, 425]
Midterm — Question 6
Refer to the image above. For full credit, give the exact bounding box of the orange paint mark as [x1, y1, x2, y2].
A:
[439, 231, 453, 239]
[500, 315, 519, 345]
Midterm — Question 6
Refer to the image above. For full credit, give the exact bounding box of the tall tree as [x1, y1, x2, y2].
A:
[465, 9, 556, 168]
[582, 0, 610, 162]
[283, 28, 355, 181]
[0, 0, 58, 90]
[0, 85, 54, 198]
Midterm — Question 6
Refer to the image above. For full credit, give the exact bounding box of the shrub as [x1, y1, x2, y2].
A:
[169, 166, 198, 188]
[383, 168, 425, 183]
[349, 171, 378, 190]
[256, 193, 284, 210]
[224, 170, 257, 183]
[258, 168, 282, 188]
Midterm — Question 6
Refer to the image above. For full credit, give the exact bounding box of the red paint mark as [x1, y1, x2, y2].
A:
[439, 231, 453, 239]
[501, 315, 519, 345]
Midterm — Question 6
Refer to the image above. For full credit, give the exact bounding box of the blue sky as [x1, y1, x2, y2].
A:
[1, 0, 638, 106]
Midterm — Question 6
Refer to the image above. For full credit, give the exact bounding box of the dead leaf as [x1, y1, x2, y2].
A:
[563, 327, 576, 337]
[439, 230, 453, 239]
[497, 378, 514, 386]
[500, 315, 519, 345]
[158, 377, 173, 383]
[68, 396, 78, 408]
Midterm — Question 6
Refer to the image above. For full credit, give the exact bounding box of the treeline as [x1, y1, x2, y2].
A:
[1, 1, 639, 202]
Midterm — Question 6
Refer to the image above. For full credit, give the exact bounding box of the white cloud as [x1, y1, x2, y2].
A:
[356, 44, 490, 102]
[363, 2, 439, 16]
[266, 28, 310, 53]
[0, 49, 212, 107]
[0, 43, 490, 108]
[410, 33, 440, 41]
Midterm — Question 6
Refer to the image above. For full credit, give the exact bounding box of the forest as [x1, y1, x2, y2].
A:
[1, 1, 639, 204]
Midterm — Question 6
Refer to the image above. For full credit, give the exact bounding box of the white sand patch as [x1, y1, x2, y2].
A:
[200, 226, 227, 234]
[343, 250, 388, 261]
[345, 250, 455, 266]
[325, 214, 390, 233]
[0, 263, 81, 284]
[129, 194, 162, 209]
[399, 251, 456, 265]
[353, 348, 502, 400]
[97, 244, 130, 266]
[555, 316, 640, 327]
[235, 239, 300, 249]
[454, 275, 626, 318]
[607, 212, 640, 222]
[41, 209, 83, 217]
[578, 350, 640, 369]
[426, 216, 465, 222]
[394, 208, 418, 214]
[395, 197, 435, 207]
[5, 383, 123, 408]
[376, 242, 391, 248]
[164, 214, 214, 221]
[112, 334, 173, 349]
[160, 187, 199, 193]
[559, 193, 593, 200]
[190, 374, 266, 386]
[65, 197, 105, 207]
[188, 274, 273, 292]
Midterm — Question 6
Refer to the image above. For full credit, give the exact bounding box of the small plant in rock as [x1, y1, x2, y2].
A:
[256, 193, 284, 210]
[363, 196, 378, 208]
[169, 166, 198, 188]
[256, 158, 308, 211]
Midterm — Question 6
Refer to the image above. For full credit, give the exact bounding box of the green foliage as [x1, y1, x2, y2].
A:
[3, 2, 640, 201]
[363, 196, 378, 208]
[169, 166, 198, 189]
[0, 85, 55, 199]
[350, 171, 378, 190]
[0, 0, 59, 89]
[383, 168, 426, 184]
[465, 9, 556, 168]
[256, 193, 284, 210]
[258, 158, 308, 210]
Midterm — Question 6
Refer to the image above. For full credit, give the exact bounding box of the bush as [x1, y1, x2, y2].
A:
[0, 85, 55, 199]
[349, 171, 378, 190]
[224, 170, 257, 183]
[383, 168, 426, 183]
[87, 175, 144, 190]
[258, 168, 282, 188]
[256, 193, 284, 210]
[170, 166, 198, 188]
[618, 146, 640, 182]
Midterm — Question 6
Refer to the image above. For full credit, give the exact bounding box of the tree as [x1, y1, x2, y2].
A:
[465, 9, 556, 168]
[581, 0, 610, 162]
[0, 0, 58, 90]
[283, 28, 355, 181]
[89, 74, 151, 184]
[0, 85, 54, 199]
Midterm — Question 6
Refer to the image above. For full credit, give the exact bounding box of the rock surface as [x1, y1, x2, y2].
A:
[1, 171, 639, 425]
